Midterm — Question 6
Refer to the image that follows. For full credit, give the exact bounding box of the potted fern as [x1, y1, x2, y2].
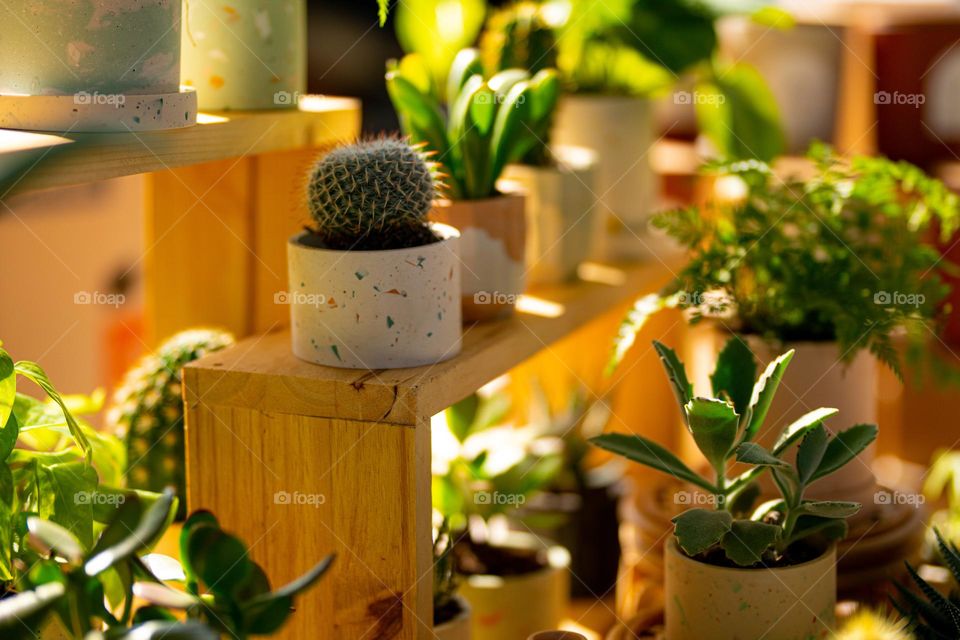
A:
[387, 49, 555, 320]
[481, 3, 599, 285]
[288, 138, 461, 369]
[612, 146, 960, 506]
[592, 338, 877, 639]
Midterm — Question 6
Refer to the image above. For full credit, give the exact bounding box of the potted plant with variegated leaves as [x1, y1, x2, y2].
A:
[591, 338, 877, 639]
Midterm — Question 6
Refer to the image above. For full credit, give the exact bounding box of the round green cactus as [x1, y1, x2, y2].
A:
[106, 328, 235, 520]
[306, 138, 439, 250]
[482, 2, 557, 76]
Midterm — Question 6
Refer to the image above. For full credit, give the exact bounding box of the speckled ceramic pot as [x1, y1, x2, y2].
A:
[182, 0, 307, 111]
[287, 223, 462, 369]
[430, 194, 526, 322]
[664, 538, 836, 640]
[0, 0, 181, 96]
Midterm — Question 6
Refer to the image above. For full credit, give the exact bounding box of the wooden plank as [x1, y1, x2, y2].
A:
[6, 97, 359, 197]
[184, 261, 676, 424]
[183, 380, 427, 640]
[144, 159, 255, 344]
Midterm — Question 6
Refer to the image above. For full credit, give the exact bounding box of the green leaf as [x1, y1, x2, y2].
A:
[0, 411, 18, 463]
[0, 348, 13, 432]
[590, 433, 715, 493]
[751, 6, 794, 29]
[653, 341, 694, 418]
[446, 394, 479, 443]
[771, 408, 839, 456]
[722, 519, 780, 566]
[607, 295, 670, 374]
[795, 500, 861, 519]
[39, 461, 98, 549]
[85, 488, 176, 577]
[735, 442, 788, 468]
[528, 69, 560, 123]
[685, 398, 739, 475]
[796, 424, 829, 485]
[180, 511, 218, 588]
[810, 424, 878, 482]
[265, 554, 334, 600]
[710, 337, 756, 418]
[14, 361, 90, 456]
[27, 517, 84, 563]
[789, 515, 848, 544]
[395, 0, 485, 89]
[489, 80, 535, 189]
[377, 0, 389, 26]
[446, 48, 484, 107]
[185, 527, 252, 597]
[431, 474, 465, 520]
[0, 582, 65, 631]
[672, 508, 732, 556]
[695, 63, 785, 162]
[469, 87, 496, 137]
[133, 582, 200, 610]
[743, 349, 794, 442]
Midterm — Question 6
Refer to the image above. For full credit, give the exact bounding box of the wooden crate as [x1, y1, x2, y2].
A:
[182, 262, 674, 639]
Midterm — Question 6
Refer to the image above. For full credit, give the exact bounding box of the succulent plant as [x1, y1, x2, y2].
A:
[306, 139, 440, 250]
[894, 529, 960, 639]
[107, 328, 235, 520]
[387, 48, 561, 199]
[592, 338, 878, 566]
[481, 2, 558, 77]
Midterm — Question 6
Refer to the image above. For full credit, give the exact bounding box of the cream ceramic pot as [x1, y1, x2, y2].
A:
[664, 538, 836, 640]
[182, 0, 307, 110]
[287, 223, 462, 369]
[435, 595, 472, 640]
[500, 146, 598, 287]
[430, 195, 526, 321]
[459, 533, 570, 640]
[551, 95, 657, 261]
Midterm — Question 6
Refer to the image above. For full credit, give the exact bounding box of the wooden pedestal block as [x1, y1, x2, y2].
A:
[182, 262, 672, 639]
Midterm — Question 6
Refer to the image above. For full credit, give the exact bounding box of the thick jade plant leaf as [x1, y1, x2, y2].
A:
[672, 509, 732, 556]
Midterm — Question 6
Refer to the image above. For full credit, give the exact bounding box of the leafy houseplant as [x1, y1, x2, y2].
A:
[432, 518, 471, 640]
[107, 328, 235, 521]
[288, 138, 462, 369]
[591, 338, 877, 638]
[433, 391, 570, 640]
[387, 49, 558, 319]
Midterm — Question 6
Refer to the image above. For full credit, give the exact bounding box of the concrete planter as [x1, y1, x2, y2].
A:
[0, 0, 195, 132]
[182, 0, 307, 111]
[501, 146, 598, 287]
[664, 538, 836, 640]
[434, 595, 472, 640]
[431, 195, 526, 321]
[551, 95, 656, 261]
[287, 223, 462, 369]
[459, 533, 570, 640]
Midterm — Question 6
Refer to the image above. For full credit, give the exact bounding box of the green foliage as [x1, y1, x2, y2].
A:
[306, 139, 440, 250]
[610, 146, 960, 379]
[432, 517, 459, 621]
[0, 492, 333, 640]
[387, 49, 561, 199]
[481, 2, 557, 77]
[591, 338, 877, 566]
[395, 0, 486, 89]
[433, 391, 562, 530]
[107, 329, 234, 521]
[893, 529, 960, 639]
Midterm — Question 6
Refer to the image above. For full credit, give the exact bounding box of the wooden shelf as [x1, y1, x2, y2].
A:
[185, 260, 673, 426]
[0, 96, 360, 197]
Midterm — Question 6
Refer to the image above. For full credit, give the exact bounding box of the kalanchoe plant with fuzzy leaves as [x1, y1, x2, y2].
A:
[592, 338, 878, 566]
[386, 48, 561, 199]
[305, 138, 440, 251]
[610, 145, 960, 379]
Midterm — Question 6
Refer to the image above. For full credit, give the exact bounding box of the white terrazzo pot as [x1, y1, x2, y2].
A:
[664, 538, 836, 640]
[182, 0, 307, 111]
[287, 223, 462, 369]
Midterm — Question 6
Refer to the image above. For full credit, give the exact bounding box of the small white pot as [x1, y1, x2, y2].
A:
[551, 95, 657, 261]
[500, 146, 599, 287]
[287, 223, 462, 369]
[434, 595, 472, 640]
[459, 533, 571, 640]
[664, 538, 836, 640]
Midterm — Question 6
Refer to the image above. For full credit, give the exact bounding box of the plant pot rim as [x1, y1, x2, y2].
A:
[464, 532, 571, 588]
[289, 221, 459, 254]
[435, 192, 525, 208]
[665, 536, 836, 574]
